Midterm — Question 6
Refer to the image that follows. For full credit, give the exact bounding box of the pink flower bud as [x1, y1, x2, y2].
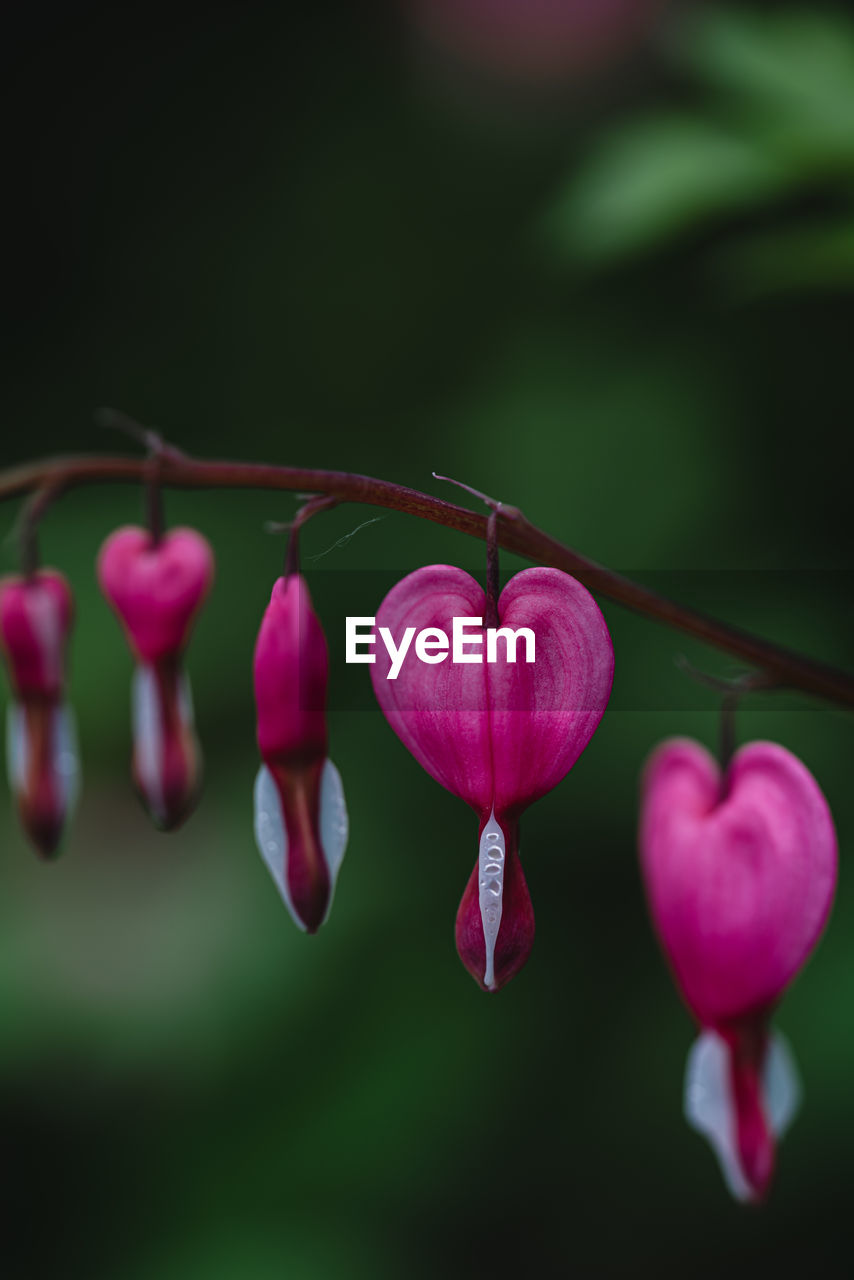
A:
[253, 574, 348, 933]
[371, 566, 613, 991]
[0, 570, 79, 857]
[97, 527, 213, 663]
[640, 738, 837, 1202]
[97, 526, 214, 829]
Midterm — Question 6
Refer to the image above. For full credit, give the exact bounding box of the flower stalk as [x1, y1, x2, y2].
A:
[0, 446, 851, 710]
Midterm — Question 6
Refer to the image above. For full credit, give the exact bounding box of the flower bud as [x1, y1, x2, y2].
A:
[253, 573, 348, 932]
[640, 738, 837, 1202]
[97, 526, 214, 829]
[0, 570, 79, 856]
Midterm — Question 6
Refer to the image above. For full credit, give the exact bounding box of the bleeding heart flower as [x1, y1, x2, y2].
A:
[98, 526, 214, 830]
[0, 569, 79, 856]
[253, 573, 348, 933]
[639, 738, 837, 1202]
[371, 565, 613, 991]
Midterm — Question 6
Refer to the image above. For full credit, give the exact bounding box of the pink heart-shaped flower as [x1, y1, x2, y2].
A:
[0, 569, 79, 857]
[372, 564, 613, 989]
[640, 738, 836, 1027]
[97, 526, 214, 663]
[98, 525, 214, 830]
[639, 737, 837, 1202]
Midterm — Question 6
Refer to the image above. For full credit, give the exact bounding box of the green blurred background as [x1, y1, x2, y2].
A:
[3, 3, 854, 1276]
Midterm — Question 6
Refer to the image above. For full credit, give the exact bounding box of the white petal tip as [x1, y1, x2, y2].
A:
[253, 764, 307, 931]
[6, 701, 80, 816]
[254, 760, 349, 931]
[684, 1031, 753, 1202]
[763, 1031, 801, 1138]
[684, 1028, 800, 1203]
[319, 757, 349, 924]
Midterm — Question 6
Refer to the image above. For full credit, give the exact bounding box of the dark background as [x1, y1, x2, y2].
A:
[2, 3, 854, 1277]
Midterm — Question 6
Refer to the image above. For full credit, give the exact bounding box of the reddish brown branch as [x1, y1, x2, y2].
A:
[1, 451, 852, 709]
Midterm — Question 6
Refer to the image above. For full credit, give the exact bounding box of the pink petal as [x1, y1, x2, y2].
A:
[371, 565, 492, 810]
[488, 567, 615, 815]
[0, 571, 73, 698]
[253, 575, 328, 765]
[371, 565, 613, 818]
[640, 738, 837, 1026]
[98, 526, 214, 664]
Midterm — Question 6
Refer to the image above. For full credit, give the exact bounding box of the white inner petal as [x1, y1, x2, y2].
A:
[478, 807, 505, 991]
[763, 1031, 800, 1138]
[253, 759, 349, 930]
[253, 763, 301, 927]
[684, 1028, 800, 1202]
[318, 757, 349, 924]
[6, 702, 28, 792]
[5, 702, 79, 817]
[52, 703, 81, 814]
[132, 664, 165, 821]
[684, 1031, 752, 1202]
[177, 669, 194, 726]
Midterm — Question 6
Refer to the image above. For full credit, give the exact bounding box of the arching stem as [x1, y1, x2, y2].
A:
[2, 445, 853, 711]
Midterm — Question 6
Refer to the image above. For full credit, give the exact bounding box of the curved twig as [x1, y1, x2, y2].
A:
[0, 450, 851, 709]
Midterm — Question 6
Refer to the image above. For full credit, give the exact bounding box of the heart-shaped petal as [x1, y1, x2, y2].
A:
[371, 565, 614, 819]
[640, 738, 837, 1027]
[98, 526, 214, 663]
[487, 567, 615, 816]
[0, 570, 73, 698]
